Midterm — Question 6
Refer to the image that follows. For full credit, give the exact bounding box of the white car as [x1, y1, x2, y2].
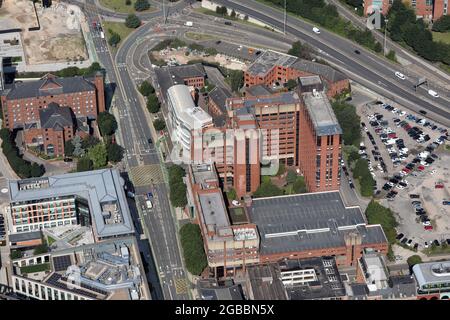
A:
[313, 26, 320, 34]
[399, 111, 406, 117]
[423, 221, 431, 226]
[231, 200, 240, 206]
[428, 89, 439, 98]
[395, 71, 406, 80]
[430, 169, 437, 175]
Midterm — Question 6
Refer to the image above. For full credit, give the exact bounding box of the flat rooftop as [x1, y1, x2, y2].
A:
[12, 236, 150, 300]
[281, 257, 346, 300]
[248, 191, 387, 255]
[299, 75, 322, 87]
[227, 91, 299, 112]
[167, 84, 212, 129]
[154, 63, 206, 97]
[302, 91, 342, 136]
[247, 50, 298, 77]
[246, 264, 288, 300]
[8, 169, 134, 239]
[199, 191, 230, 229]
[413, 261, 450, 287]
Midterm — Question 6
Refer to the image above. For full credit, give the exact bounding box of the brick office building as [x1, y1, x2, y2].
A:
[364, 0, 449, 20]
[0, 73, 105, 130]
[193, 89, 342, 197]
[244, 50, 350, 99]
[0, 72, 105, 156]
[248, 191, 388, 267]
[299, 91, 342, 192]
[187, 164, 260, 277]
[22, 102, 89, 157]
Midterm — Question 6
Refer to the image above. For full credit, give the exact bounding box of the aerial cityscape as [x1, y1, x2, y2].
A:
[0, 0, 450, 304]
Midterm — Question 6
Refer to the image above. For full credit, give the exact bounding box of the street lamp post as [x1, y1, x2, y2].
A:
[384, 18, 389, 56]
[163, 0, 166, 24]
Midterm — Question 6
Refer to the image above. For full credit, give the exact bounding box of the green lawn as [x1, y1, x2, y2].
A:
[185, 32, 217, 41]
[103, 21, 134, 52]
[432, 32, 450, 45]
[99, 0, 154, 14]
[47, 236, 56, 246]
[20, 263, 50, 274]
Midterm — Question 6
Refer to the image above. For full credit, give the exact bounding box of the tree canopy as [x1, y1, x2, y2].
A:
[253, 181, 283, 198]
[134, 0, 150, 12]
[153, 119, 166, 131]
[125, 14, 141, 29]
[107, 143, 124, 163]
[179, 223, 207, 276]
[97, 112, 118, 137]
[332, 101, 361, 147]
[288, 41, 315, 60]
[139, 80, 155, 97]
[77, 156, 93, 172]
[432, 15, 450, 32]
[168, 165, 188, 208]
[147, 94, 160, 113]
[87, 143, 108, 169]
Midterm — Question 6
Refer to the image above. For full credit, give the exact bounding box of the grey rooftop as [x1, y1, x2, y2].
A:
[248, 191, 387, 255]
[246, 50, 298, 77]
[302, 91, 342, 136]
[3, 74, 96, 100]
[8, 169, 134, 239]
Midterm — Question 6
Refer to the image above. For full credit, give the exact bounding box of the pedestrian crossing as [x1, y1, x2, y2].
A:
[129, 165, 164, 186]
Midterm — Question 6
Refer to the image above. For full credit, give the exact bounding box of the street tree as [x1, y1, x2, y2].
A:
[147, 94, 160, 113]
[134, 0, 150, 12]
[125, 14, 141, 29]
[87, 143, 108, 169]
[97, 112, 118, 137]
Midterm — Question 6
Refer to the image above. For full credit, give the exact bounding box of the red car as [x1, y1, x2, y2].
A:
[424, 225, 433, 231]
[404, 125, 412, 130]
[417, 165, 425, 171]
[435, 184, 444, 189]
[402, 168, 411, 173]
[388, 133, 397, 138]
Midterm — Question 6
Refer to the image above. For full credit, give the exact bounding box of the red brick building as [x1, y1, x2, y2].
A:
[299, 91, 342, 192]
[187, 164, 260, 276]
[0, 73, 105, 156]
[0, 73, 105, 130]
[248, 192, 388, 267]
[244, 50, 350, 99]
[364, 0, 449, 21]
[23, 102, 89, 157]
[193, 89, 342, 197]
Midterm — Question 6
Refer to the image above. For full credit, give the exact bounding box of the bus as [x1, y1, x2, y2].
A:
[100, 31, 105, 39]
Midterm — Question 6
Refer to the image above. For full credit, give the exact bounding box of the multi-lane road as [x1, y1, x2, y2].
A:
[65, 0, 448, 301]
[78, 0, 190, 300]
[213, 0, 450, 125]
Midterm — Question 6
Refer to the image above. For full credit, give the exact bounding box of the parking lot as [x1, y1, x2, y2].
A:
[357, 100, 450, 252]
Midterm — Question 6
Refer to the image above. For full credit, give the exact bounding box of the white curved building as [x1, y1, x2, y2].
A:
[167, 84, 212, 153]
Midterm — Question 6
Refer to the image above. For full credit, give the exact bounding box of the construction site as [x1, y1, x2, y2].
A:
[0, 0, 89, 68]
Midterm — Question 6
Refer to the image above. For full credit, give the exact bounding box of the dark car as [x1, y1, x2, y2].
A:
[401, 238, 408, 244]
[148, 138, 153, 144]
[63, 158, 73, 162]
[354, 49, 361, 54]
[419, 110, 427, 115]
[215, 40, 222, 44]
[414, 243, 419, 250]
[224, 21, 232, 26]
[433, 240, 440, 246]
[409, 194, 420, 199]
[396, 233, 404, 240]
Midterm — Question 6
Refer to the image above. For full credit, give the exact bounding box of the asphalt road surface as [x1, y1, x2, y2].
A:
[213, 0, 450, 124]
